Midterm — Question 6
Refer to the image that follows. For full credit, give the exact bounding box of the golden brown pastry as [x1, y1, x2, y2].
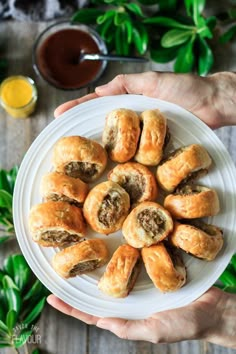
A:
[102, 108, 140, 163]
[98, 244, 141, 298]
[122, 201, 173, 248]
[52, 239, 109, 278]
[29, 201, 86, 247]
[134, 109, 168, 166]
[156, 144, 212, 192]
[107, 162, 158, 205]
[83, 181, 130, 234]
[164, 185, 220, 219]
[141, 243, 186, 292]
[168, 221, 223, 261]
[52, 136, 107, 183]
[40, 171, 89, 206]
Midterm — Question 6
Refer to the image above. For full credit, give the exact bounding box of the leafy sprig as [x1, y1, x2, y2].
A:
[215, 254, 236, 293]
[0, 254, 49, 350]
[0, 166, 18, 244]
[145, 0, 216, 74]
[72, 0, 148, 55]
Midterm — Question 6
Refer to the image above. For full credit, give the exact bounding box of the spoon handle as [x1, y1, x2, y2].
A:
[83, 53, 149, 63]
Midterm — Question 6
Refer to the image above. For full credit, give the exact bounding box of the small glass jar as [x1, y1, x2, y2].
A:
[0, 76, 38, 118]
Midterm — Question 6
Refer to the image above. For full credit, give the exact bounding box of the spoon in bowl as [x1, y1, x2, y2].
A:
[80, 52, 149, 63]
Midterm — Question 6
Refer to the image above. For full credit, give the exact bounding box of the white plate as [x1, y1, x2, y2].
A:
[13, 95, 236, 319]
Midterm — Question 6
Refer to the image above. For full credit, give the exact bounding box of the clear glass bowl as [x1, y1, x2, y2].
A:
[33, 20, 108, 90]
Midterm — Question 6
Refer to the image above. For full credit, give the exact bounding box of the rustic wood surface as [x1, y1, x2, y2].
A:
[0, 20, 236, 354]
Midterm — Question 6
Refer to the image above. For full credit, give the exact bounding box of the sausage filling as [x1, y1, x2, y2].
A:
[159, 147, 184, 165]
[65, 161, 98, 182]
[47, 193, 82, 207]
[137, 209, 165, 237]
[121, 175, 145, 204]
[69, 259, 99, 276]
[179, 169, 208, 187]
[41, 230, 80, 244]
[127, 258, 141, 290]
[98, 191, 122, 227]
[186, 220, 222, 236]
[163, 127, 171, 148]
[105, 128, 117, 152]
[175, 185, 203, 196]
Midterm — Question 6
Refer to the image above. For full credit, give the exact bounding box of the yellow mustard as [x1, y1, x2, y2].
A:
[0, 76, 38, 118]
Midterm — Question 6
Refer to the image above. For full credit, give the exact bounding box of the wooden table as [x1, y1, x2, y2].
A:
[0, 20, 236, 354]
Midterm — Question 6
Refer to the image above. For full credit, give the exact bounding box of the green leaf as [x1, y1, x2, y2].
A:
[2, 275, 19, 291]
[14, 329, 32, 348]
[193, 0, 206, 25]
[125, 3, 143, 17]
[124, 19, 133, 44]
[6, 309, 17, 332]
[12, 255, 31, 291]
[161, 29, 193, 48]
[219, 269, 236, 286]
[97, 10, 116, 25]
[222, 285, 236, 293]
[8, 166, 19, 193]
[132, 23, 148, 55]
[228, 8, 236, 20]
[23, 297, 46, 326]
[71, 9, 104, 24]
[220, 25, 236, 43]
[0, 171, 12, 194]
[197, 37, 213, 75]
[0, 236, 10, 244]
[97, 17, 114, 42]
[3, 256, 14, 278]
[150, 45, 179, 63]
[174, 37, 195, 73]
[23, 279, 45, 302]
[114, 12, 127, 26]
[4, 287, 22, 315]
[0, 190, 12, 209]
[32, 349, 40, 354]
[0, 342, 11, 348]
[143, 16, 194, 29]
[0, 320, 8, 334]
[158, 0, 177, 11]
[205, 16, 217, 31]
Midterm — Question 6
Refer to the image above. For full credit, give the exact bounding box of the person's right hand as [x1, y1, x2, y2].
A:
[55, 71, 236, 129]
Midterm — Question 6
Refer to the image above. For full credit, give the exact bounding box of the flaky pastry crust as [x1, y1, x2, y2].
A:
[141, 243, 186, 292]
[102, 108, 140, 163]
[83, 181, 130, 234]
[98, 244, 141, 298]
[156, 144, 212, 192]
[52, 239, 109, 278]
[108, 162, 158, 205]
[134, 109, 167, 166]
[29, 201, 86, 247]
[122, 201, 173, 248]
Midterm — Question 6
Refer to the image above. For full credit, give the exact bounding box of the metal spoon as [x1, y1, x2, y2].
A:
[80, 52, 149, 63]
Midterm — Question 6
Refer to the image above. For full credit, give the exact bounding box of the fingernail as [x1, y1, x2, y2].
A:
[46, 295, 54, 305]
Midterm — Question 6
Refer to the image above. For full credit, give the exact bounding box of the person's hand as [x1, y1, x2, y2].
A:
[47, 287, 236, 348]
[54, 71, 236, 129]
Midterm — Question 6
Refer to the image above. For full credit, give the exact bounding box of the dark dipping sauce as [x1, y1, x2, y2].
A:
[36, 29, 103, 89]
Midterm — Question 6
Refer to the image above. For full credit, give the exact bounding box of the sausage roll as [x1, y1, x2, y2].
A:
[52, 136, 107, 183]
[141, 243, 186, 292]
[52, 239, 109, 278]
[156, 144, 212, 192]
[164, 185, 220, 219]
[134, 109, 168, 166]
[122, 201, 173, 248]
[102, 108, 140, 163]
[98, 244, 141, 298]
[40, 172, 89, 206]
[169, 221, 223, 261]
[83, 181, 130, 234]
[29, 201, 86, 247]
[107, 162, 158, 206]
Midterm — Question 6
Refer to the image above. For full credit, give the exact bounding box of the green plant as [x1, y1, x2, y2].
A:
[219, 7, 236, 43]
[72, 0, 148, 55]
[0, 166, 18, 244]
[0, 254, 49, 351]
[144, 0, 216, 74]
[215, 254, 236, 293]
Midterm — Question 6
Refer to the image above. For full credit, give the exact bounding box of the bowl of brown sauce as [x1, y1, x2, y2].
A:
[33, 20, 108, 90]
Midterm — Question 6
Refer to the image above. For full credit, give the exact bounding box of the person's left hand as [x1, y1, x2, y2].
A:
[47, 287, 234, 346]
